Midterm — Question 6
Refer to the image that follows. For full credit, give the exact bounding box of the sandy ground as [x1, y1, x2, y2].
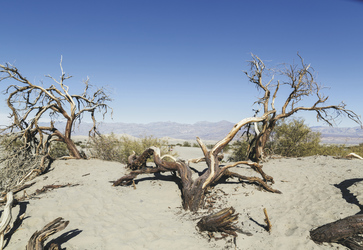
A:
[2, 146, 363, 249]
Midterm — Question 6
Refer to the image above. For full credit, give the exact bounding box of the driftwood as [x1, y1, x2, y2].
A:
[0, 182, 36, 203]
[26, 217, 69, 250]
[197, 207, 239, 237]
[113, 115, 281, 212]
[346, 153, 363, 160]
[310, 214, 363, 249]
[0, 192, 14, 250]
[17, 183, 79, 202]
[126, 148, 154, 170]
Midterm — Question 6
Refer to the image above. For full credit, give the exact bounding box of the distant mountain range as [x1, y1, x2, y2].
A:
[61, 121, 363, 145]
[310, 126, 363, 145]
[70, 120, 237, 140]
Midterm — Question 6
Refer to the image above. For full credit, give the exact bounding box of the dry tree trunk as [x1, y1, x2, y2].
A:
[310, 214, 363, 249]
[26, 217, 69, 250]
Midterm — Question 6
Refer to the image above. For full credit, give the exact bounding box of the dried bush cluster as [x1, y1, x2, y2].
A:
[0, 136, 50, 193]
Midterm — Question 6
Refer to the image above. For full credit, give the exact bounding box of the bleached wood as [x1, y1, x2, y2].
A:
[0, 192, 14, 250]
[346, 153, 363, 160]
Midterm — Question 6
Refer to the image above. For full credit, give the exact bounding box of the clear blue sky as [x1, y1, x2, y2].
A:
[0, 0, 362, 127]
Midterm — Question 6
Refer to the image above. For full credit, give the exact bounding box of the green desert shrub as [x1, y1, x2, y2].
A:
[315, 144, 346, 157]
[350, 144, 363, 156]
[182, 141, 191, 147]
[89, 133, 176, 163]
[340, 143, 363, 158]
[49, 141, 70, 159]
[228, 140, 250, 161]
[270, 118, 321, 157]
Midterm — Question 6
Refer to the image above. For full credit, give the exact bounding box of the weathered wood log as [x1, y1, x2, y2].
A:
[26, 217, 69, 250]
[0, 192, 14, 250]
[197, 207, 239, 237]
[126, 148, 154, 170]
[310, 214, 363, 249]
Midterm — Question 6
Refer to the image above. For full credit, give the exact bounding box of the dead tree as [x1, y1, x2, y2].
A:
[0, 58, 112, 159]
[243, 54, 362, 162]
[114, 114, 281, 212]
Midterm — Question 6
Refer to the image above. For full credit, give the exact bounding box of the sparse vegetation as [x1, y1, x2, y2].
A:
[88, 134, 176, 163]
[49, 141, 72, 159]
[228, 140, 250, 161]
[268, 118, 321, 157]
[230, 118, 362, 160]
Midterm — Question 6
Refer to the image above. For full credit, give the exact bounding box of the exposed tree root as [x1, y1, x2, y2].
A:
[26, 217, 69, 250]
[126, 148, 154, 170]
[197, 207, 239, 237]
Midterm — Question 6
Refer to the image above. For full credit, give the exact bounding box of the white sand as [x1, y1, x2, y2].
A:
[4, 146, 363, 249]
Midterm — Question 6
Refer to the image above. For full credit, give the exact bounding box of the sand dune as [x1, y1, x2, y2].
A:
[3, 146, 363, 249]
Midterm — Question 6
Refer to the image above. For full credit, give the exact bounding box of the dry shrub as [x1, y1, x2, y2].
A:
[0, 135, 50, 193]
[88, 133, 177, 164]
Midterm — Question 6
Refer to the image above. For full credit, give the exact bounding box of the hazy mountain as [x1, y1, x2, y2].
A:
[310, 126, 363, 145]
[44, 121, 363, 144]
[71, 120, 239, 140]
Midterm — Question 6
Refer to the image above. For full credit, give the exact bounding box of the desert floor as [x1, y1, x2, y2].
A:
[3, 146, 363, 249]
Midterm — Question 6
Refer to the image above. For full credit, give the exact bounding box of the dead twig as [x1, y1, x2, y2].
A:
[263, 208, 272, 232]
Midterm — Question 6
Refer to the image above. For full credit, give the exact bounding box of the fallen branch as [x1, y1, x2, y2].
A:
[0, 192, 14, 250]
[34, 184, 78, 195]
[346, 153, 363, 160]
[0, 182, 36, 203]
[26, 217, 69, 250]
[224, 170, 281, 194]
[16, 183, 79, 202]
[263, 208, 272, 232]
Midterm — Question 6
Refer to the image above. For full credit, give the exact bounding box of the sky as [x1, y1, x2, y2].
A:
[0, 0, 362, 127]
